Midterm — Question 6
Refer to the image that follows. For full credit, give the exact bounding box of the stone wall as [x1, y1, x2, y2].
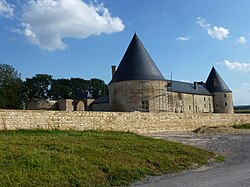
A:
[171, 92, 214, 113]
[213, 92, 234, 114]
[0, 110, 250, 134]
[109, 80, 168, 112]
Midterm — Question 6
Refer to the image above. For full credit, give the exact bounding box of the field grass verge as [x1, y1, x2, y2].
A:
[234, 110, 250, 114]
[233, 124, 250, 129]
[0, 130, 215, 186]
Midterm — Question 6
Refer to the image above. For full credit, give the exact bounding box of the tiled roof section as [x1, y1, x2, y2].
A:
[205, 67, 232, 93]
[110, 34, 165, 84]
[167, 80, 212, 96]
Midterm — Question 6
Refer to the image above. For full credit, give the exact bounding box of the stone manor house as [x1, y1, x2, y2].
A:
[96, 34, 234, 114]
[27, 34, 234, 114]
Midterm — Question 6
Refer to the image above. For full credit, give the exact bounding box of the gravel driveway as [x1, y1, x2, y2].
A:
[132, 130, 250, 187]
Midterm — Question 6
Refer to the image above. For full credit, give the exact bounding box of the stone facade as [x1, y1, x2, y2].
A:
[0, 110, 249, 134]
[171, 92, 214, 114]
[109, 80, 168, 112]
[25, 98, 57, 110]
[92, 103, 109, 111]
[213, 92, 234, 114]
[58, 99, 74, 112]
[109, 80, 216, 113]
[25, 98, 94, 112]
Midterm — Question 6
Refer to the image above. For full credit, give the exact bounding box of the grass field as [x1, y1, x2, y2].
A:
[0, 130, 215, 186]
[233, 123, 250, 129]
[234, 110, 250, 114]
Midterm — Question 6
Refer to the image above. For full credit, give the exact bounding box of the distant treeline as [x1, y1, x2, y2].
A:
[234, 105, 250, 110]
[234, 105, 250, 113]
[0, 63, 108, 109]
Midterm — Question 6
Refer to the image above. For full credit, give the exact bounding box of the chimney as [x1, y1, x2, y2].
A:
[111, 65, 116, 77]
[194, 82, 198, 90]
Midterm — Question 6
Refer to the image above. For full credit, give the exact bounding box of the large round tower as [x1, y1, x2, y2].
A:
[109, 34, 168, 112]
[206, 67, 234, 114]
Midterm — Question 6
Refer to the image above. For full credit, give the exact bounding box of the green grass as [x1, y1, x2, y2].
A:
[0, 130, 215, 186]
[214, 155, 225, 162]
[233, 123, 250, 129]
[234, 110, 250, 114]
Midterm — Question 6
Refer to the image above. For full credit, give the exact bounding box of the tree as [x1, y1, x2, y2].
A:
[0, 64, 23, 109]
[70, 78, 90, 99]
[25, 74, 53, 99]
[89, 78, 108, 99]
[50, 78, 71, 100]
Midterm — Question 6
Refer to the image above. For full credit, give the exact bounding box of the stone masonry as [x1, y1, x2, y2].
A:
[0, 110, 250, 134]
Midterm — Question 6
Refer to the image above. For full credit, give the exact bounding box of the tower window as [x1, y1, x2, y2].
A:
[189, 105, 191, 110]
[204, 104, 206, 108]
[224, 94, 227, 98]
[142, 101, 149, 111]
[204, 97, 206, 101]
[225, 102, 227, 106]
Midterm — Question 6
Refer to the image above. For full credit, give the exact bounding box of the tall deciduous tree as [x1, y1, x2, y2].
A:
[70, 78, 89, 99]
[50, 78, 71, 100]
[25, 74, 53, 99]
[0, 64, 23, 109]
[89, 78, 108, 99]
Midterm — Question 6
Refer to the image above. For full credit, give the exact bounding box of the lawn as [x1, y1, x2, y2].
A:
[0, 130, 215, 186]
[234, 110, 250, 114]
[233, 123, 250, 129]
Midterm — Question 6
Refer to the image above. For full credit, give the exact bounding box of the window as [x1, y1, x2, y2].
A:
[224, 94, 227, 98]
[225, 102, 228, 106]
[209, 97, 210, 102]
[204, 97, 206, 101]
[189, 105, 191, 110]
[204, 104, 206, 108]
[142, 101, 149, 111]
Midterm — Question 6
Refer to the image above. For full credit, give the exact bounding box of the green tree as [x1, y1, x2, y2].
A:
[50, 78, 71, 100]
[70, 78, 90, 99]
[0, 64, 23, 109]
[25, 74, 53, 99]
[89, 78, 108, 99]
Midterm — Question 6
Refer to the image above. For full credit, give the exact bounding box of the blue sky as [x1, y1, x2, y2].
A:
[0, 0, 250, 105]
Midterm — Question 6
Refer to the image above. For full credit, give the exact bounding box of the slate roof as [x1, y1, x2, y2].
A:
[92, 96, 109, 104]
[205, 67, 232, 93]
[167, 80, 212, 96]
[74, 91, 93, 99]
[109, 34, 165, 84]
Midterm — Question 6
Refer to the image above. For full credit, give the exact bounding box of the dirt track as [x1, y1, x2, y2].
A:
[132, 130, 250, 187]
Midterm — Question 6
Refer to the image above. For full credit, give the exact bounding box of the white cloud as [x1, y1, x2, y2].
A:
[196, 17, 229, 41]
[18, 0, 125, 51]
[196, 17, 210, 29]
[223, 60, 250, 73]
[0, 0, 14, 18]
[176, 36, 189, 41]
[208, 26, 229, 41]
[180, 80, 191, 83]
[237, 36, 247, 45]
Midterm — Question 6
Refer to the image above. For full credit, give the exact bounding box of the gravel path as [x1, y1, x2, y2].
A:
[132, 130, 250, 187]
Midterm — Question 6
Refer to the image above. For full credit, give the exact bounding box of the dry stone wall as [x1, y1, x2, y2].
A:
[0, 110, 250, 134]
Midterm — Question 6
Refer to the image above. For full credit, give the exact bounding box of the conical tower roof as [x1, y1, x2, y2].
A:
[205, 67, 231, 93]
[110, 34, 165, 83]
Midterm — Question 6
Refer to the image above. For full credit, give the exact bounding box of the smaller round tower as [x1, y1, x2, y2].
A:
[206, 67, 234, 114]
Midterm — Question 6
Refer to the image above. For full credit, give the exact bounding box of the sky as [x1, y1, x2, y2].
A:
[0, 0, 250, 105]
